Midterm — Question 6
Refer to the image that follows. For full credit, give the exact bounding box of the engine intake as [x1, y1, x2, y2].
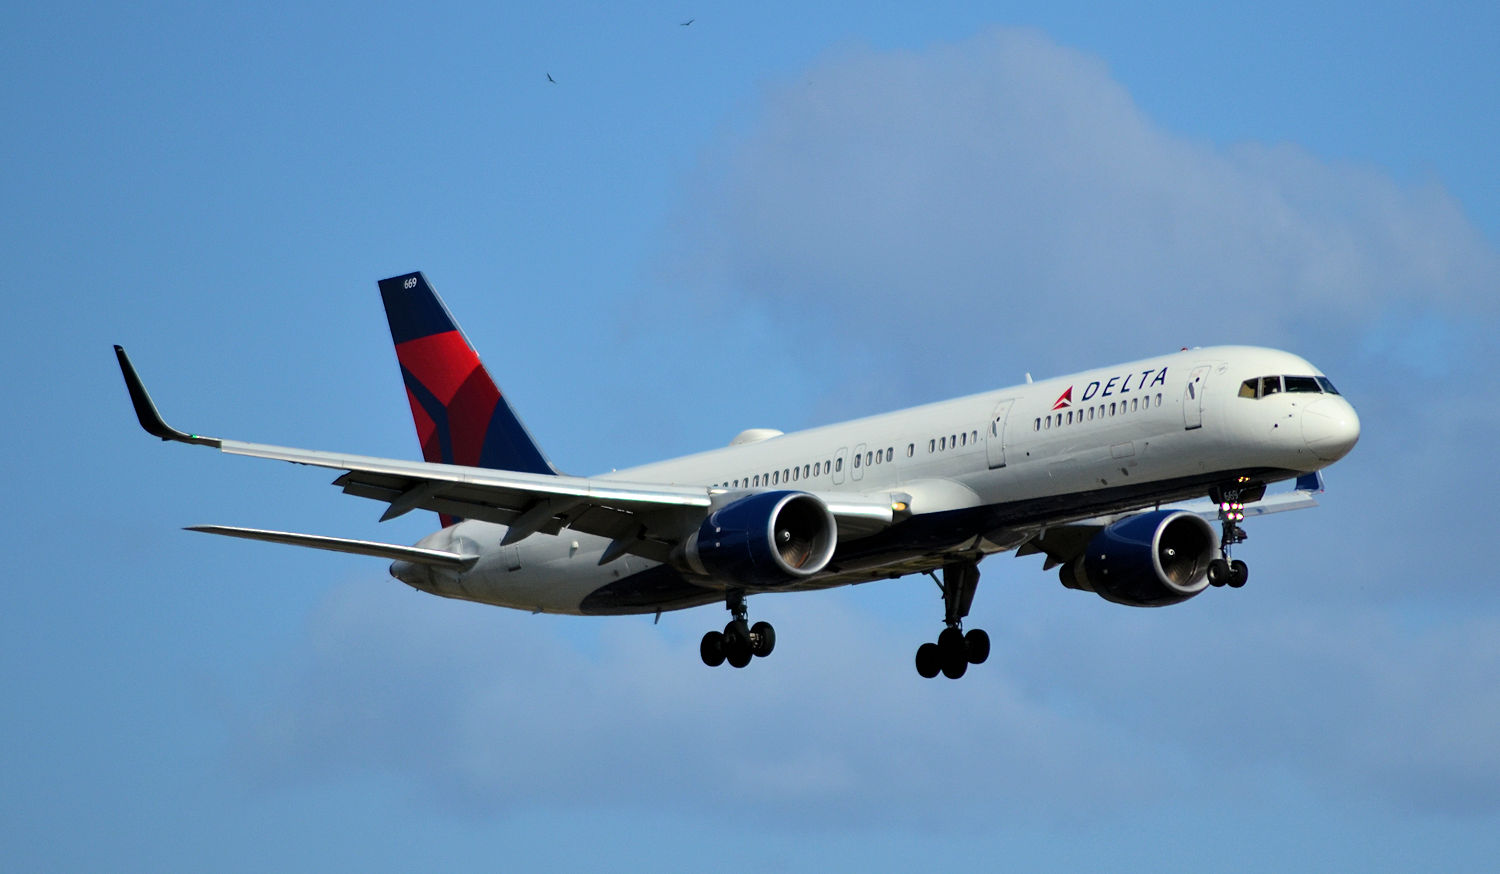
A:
[1060, 510, 1217, 607]
[681, 491, 838, 587]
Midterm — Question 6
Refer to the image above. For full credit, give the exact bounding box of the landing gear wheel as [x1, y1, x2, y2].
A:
[936, 627, 967, 678]
[941, 649, 968, 679]
[700, 630, 725, 667]
[723, 619, 753, 668]
[1229, 559, 1249, 588]
[1208, 558, 1231, 587]
[750, 621, 776, 657]
[916, 643, 941, 679]
[937, 626, 966, 659]
[965, 629, 990, 665]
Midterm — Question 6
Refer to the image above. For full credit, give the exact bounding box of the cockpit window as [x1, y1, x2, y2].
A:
[1239, 374, 1338, 399]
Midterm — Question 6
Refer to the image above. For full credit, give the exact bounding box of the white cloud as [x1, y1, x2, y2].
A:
[665, 28, 1497, 401]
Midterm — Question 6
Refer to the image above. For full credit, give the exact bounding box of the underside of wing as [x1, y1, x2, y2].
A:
[186, 525, 479, 568]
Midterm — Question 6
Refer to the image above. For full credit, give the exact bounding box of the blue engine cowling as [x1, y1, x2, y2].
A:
[680, 491, 838, 588]
[1059, 510, 1217, 607]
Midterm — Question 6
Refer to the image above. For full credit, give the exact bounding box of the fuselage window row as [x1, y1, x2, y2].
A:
[1034, 393, 1165, 432]
[928, 430, 980, 454]
[720, 454, 859, 490]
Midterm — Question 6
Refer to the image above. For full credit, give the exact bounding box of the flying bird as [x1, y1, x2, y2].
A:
[680, 18, 694, 26]
[546, 73, 555, 83]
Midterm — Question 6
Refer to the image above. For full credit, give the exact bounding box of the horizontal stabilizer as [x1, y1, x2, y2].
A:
[186, 525, 478, 569]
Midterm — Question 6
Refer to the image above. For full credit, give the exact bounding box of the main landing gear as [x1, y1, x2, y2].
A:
[700, 590, 775, 669]
[1207, 487, 1250, 589]
[915, 560, 990, 680]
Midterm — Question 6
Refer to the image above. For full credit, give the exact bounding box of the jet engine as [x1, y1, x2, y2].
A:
[1059, 510, 1217, 607]
[679, 491, 838, 587]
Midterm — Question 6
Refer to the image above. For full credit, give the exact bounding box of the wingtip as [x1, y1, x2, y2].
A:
[114, 345, 220, 447]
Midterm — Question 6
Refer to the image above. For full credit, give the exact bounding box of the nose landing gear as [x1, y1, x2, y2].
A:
[700, 590, 775, 669]
[1208, 487, 1251, 588]
[915, 561, 989, 679]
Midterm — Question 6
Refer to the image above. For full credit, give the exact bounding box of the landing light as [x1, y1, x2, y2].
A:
[892, 501, 908, 513]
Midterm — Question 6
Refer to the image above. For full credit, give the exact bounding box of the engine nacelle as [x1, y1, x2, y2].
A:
[1059, 510, 1217, 607]
[680, 491, 838, 587]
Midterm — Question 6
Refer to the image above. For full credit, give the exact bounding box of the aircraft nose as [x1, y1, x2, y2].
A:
[1302, 397, 1360, 462]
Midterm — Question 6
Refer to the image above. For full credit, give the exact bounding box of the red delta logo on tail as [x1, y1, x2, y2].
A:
[1051, 387, 1073, 410]
[378, 272, 559, 525]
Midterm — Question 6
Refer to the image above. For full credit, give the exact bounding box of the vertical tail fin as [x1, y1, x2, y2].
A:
[378, 273, 559, 489]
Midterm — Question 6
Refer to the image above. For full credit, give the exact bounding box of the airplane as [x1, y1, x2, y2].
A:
[115, 271, 1360, 679]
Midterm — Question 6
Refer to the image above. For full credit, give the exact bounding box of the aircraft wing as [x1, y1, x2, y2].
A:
[116, 347, 895, 563]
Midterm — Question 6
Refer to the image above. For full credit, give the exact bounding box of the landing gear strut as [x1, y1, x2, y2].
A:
[700, 590, 775, 669]
[1208, 486, 1251, 589]
[915, 561, 989, 679]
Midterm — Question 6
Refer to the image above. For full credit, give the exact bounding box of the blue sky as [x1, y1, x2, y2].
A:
[4, 1, 1499, 871]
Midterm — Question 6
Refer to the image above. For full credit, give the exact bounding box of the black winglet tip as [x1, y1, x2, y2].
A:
[114, 345, 220, 447]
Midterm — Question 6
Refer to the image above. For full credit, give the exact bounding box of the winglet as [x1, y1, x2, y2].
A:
[113, 345, 221, 447]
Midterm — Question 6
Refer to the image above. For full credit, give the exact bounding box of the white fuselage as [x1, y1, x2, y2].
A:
[396, 346, 1358, 615]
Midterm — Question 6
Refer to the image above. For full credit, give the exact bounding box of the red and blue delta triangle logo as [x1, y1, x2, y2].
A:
[1051, 387, 1072, 410]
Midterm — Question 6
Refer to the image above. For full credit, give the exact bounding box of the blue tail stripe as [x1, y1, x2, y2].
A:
[400, 364, 455, 464]
[379, 273, 459, 345]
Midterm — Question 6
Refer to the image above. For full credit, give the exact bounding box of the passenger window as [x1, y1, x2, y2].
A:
[1043, 418, 1050, 430]
[886, 447, 894, 462]
[907, 444, 914, 457]
[753, 475, 760, 487]
[803, 464, 810, 478]
[835, 458, 842, 472]
[791, 467, 799, 482]
[874, 452, 881, 465]
[866, 451, 873, 466]
[1109, 402, 1116, 416]
[853, 455, 861, 469]
[940, 436, 947, 449]
[773, 471, 779, 485]
[1131, 399, 1138, 412]
[1065, 411, 1073, 425]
